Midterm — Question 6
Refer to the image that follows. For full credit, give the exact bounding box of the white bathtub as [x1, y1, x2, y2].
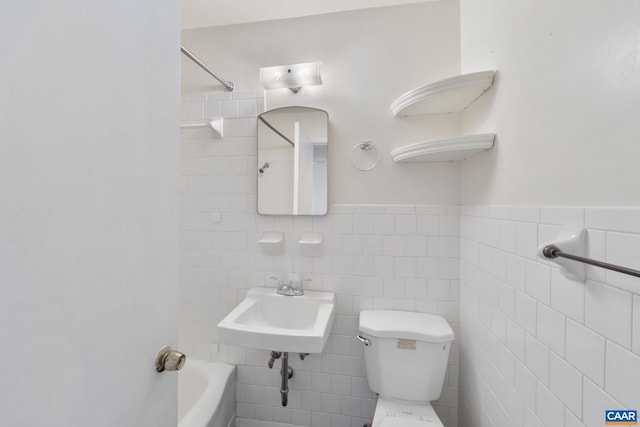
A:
[178, 359, 236, 427]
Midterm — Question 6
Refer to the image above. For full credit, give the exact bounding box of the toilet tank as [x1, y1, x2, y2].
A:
[359, 310, 454, 403]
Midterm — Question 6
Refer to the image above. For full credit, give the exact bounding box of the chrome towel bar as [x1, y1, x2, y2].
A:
[542, 245, 640, 279]
[181, 45, 234, 92]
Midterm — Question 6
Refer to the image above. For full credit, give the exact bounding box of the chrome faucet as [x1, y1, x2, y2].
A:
[271, 276, 307, 296]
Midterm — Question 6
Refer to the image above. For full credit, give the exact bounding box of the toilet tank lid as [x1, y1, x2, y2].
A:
[359, 310, 454, 343]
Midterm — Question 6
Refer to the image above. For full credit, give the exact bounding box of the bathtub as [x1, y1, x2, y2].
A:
[178, 359, 236, 427]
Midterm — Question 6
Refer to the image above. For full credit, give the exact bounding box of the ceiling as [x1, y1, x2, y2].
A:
[181, 0, 437, 29]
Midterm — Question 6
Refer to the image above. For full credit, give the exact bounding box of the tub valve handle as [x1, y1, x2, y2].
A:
[155, 346, 186, 372]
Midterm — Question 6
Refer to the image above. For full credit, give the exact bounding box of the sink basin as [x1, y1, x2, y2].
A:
[217, 287, 336, 353]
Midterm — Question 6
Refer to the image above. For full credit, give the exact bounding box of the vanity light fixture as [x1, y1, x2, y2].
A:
[259, 62, 322, 93]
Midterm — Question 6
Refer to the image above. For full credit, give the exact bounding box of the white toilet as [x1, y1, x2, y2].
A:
[358, 310, 454, 427]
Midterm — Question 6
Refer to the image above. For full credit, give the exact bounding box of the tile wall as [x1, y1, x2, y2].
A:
[459, 206, 640, 427]
[179, 92, 460, 427]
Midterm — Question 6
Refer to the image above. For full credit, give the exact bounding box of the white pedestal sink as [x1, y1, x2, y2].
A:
[217, 287, 336, 353]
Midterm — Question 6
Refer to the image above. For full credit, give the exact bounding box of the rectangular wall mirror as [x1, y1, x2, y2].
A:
[257, 106, 328, 215]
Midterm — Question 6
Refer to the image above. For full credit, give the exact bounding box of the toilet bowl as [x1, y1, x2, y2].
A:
[358, 310, 454, 427]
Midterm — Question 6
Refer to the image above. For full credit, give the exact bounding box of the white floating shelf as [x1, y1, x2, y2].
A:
[179, 117, 224, 138]
[391, 133, 495, 163]
[390, 70, 495, 116]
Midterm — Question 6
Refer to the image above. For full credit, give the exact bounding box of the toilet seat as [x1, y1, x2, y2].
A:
[372, 398, 444, 427]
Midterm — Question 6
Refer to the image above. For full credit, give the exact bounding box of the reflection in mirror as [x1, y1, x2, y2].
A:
[257, 107, 328, 215]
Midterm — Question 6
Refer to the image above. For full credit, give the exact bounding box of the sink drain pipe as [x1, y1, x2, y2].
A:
[280, 352, 289, 406]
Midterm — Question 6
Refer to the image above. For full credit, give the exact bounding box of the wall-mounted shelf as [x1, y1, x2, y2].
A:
[179, 117, 224, 138]
[258, 232, 284, 256]
[391, 133, 495, 162]
[298, 233, 323, 257]
[390, 70, 495, 116]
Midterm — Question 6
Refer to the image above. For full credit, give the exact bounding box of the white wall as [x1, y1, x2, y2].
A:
[459, 0, 640, 206]
[458, 1, 640, 427]
[181, 2, 462, 205]
[180, 91, 460, 427]
[0, 2, 180, 426]
[459, 207, 640, 427]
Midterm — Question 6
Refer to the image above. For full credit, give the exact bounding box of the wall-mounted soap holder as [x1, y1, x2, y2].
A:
[298, 233, 323, 257]
[259, 232, 284, 256]
[538, 229, 586, 282]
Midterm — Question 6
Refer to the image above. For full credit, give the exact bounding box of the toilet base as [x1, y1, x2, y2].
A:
[372, 397, 444, 427]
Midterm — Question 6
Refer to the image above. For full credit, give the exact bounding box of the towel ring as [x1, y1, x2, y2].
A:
[351, 141, 379, 171]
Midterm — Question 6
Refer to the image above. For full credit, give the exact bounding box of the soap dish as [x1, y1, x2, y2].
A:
[258, 232, 284, 256]
[298, 233, 323, 257]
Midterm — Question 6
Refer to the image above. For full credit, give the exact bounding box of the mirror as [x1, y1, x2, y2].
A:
[257, 107, 328, 215]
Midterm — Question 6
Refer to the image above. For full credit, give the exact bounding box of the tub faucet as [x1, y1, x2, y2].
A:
[271, 276, 306, 296]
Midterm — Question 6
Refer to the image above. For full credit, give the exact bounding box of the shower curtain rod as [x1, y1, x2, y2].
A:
[180, 45, 235, 92]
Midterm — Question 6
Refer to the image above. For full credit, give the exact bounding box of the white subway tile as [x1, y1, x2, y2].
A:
[383, 236, 406, 256]
[585, 280, 632, 349]
[507, 320, 526, 361]
[311, 411, 331, 427]
[439, 215, 460, 236]
[221, 100, 239, 118]
[586, 207, 640, 234]
[550, 269, 585, 323]
[507, 254, 527, 291]
[416, 215, 440, 235]
[540, 207, 585, 228]
[525, 260, 551, 304]
[428, 236, 451, 257]
[405, 277, 428, 299]
[514, 359, 537, 409]
[536, 304, 566, 356]
[406, 236, 428, 257]
[582, 379, 623, 427]
[606, 232, 640, 293]
[238, 99, 257, 117]
[604, 341, 640, 409]
[515, 291, 537, 335]
[565, 319, 605, 387]
[500, 220, 517, 253]
[184, 101, 204, 121]
[395, 215, 417, 235]
[372, 256, 395, 277]
[516, 222, 538, 260]
[525, 334, 550, 385]
[536, 382, 565, 427]
[498, 283, 516, 320]
[332, 214, 354, 234]
[549, 352, 582, 416]
[509, 206, 541, 223]
[204, 100, 222, 118]
[352, 214, 374, 234]
[523, 403, 544, 427]
[373, 214, 395, 234]
[342, 235, 363, 255]
[584, 230, 606, 282]
[564, 409, 586, 427]
[395, 257, 416, 277]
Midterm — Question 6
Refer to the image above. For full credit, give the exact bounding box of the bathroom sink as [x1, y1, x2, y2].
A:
[217, 287, 336, 353]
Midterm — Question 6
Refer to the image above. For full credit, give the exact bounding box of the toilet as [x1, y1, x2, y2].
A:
[358, 310, 454, 427]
